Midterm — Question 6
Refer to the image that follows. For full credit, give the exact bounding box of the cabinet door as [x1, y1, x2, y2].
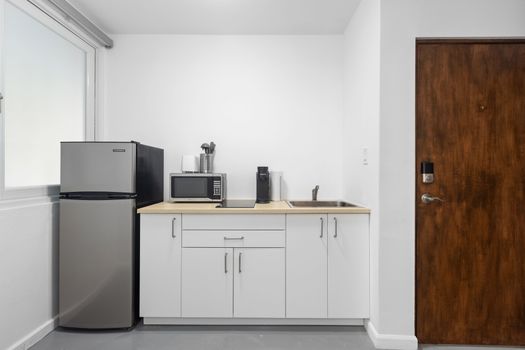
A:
[286, 214, 328, 318]
[234, 248, 285, 318]
[182, 248, 233, 317]
[140, 214, 182, 317]
[328, 214, 369, 318]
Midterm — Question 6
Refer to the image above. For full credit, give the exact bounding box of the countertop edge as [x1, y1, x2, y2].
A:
[137, 201, 371, 214]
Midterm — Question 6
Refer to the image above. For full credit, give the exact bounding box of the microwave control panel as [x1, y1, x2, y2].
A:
[213, 180, 222, 196]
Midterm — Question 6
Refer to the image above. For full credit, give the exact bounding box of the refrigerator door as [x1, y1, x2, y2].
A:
[59, 198, 136, 328]
[61, 142, 136, 194]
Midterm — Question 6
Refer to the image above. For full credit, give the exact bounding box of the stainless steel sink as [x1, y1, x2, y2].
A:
[288, 200, 359, 208]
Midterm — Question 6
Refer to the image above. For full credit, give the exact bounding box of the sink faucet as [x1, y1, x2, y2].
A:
[312, 185, 319, 201]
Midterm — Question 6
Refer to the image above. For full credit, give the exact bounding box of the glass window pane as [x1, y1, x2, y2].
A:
[4, 2, 86, 188]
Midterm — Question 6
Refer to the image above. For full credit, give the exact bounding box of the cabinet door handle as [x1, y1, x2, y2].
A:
[224, 252, 228, 274]
[333, 217, 338, 238]
[320, 217, 324, 238]
[238, 252, 242, 273]
[171, 217, 177, 238]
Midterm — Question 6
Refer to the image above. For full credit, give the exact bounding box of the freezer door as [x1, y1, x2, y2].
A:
[61, 142, 136, 193]
[59, 198, 136, 329]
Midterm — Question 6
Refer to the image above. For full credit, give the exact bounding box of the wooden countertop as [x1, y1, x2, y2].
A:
[138, 201, 370, 214]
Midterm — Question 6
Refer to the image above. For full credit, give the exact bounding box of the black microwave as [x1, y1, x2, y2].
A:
[169, 173, 226, 202]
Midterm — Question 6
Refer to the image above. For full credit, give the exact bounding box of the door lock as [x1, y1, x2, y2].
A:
[421, 161, 434, 184]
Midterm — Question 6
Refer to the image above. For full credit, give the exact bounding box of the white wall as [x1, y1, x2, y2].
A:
[342, 0, 380, 331]
[0, 200, 58, 350]
[376, 0, 525, 344]
[416, 0, 525, 37]
[103, 35, 344, 200]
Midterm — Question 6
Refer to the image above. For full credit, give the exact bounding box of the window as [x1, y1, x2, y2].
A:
[1, 0, 95, 197]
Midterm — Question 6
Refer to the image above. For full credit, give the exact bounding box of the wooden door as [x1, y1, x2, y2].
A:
[140, 214, 182, 318]
[416, 41, 525, 345]
[286, 214, 328, 318]
[327, 214, 369, 318]
[181, 248, 233, 318]
[233, 248, 285, 318]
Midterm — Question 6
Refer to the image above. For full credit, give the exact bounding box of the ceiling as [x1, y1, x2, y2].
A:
[66, 0, 361, 35]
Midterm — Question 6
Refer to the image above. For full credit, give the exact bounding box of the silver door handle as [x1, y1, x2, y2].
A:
[421, 193, 445, 204]
[224, 252, 228, 274]
[224, 236, 244, 240]
[320, 217, 324, 238]
[0, 92, 3, 114]
[171, 217, 177, 238]
[333, 217, 338, 238]
[238, 252, 242, 273]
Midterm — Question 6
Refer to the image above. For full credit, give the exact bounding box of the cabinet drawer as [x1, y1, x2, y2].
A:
[183, 230, 285, 248]
[182, 214, 285, 230]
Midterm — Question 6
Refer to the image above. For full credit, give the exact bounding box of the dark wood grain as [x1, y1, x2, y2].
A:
[416, 42, 525, 345]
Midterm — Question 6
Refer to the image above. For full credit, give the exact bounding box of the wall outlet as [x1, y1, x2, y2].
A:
[362, 147, 369, 165]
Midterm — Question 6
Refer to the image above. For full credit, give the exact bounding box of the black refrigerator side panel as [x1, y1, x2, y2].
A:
[136, 143, 164, 208]
[133, 212, 140, 324]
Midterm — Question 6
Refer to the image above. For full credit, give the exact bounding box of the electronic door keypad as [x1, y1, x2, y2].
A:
[421, 161, 434, 184]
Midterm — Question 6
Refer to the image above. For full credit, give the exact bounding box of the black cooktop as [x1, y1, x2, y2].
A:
[216, 200, 256, 208]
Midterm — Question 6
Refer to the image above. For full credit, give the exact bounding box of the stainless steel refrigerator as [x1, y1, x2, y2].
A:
[59, 141, 163, 329]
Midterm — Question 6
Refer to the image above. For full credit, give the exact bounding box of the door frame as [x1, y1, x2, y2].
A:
[414, 37, 525, 344]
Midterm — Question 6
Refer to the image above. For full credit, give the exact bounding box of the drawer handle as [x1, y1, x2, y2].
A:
[224, 252, 228, 274]
[171, 217, 177, 238]
[320, 217, 324, 238]
[224, 236, 245, 240]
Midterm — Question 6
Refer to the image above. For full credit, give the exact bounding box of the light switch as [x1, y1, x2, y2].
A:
[362, 148, 368, 165]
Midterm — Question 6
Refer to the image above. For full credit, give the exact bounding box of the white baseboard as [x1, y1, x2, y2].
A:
[7, 317, 57, 350]
[365, 320, 418, 350]
[144, 317, 364, 326]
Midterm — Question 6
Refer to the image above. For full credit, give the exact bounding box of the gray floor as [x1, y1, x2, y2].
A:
[30, 323, 522, 350]
[30, 324, 375, 350]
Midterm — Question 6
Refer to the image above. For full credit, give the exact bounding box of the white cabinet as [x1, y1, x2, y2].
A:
[286, 214, 328, 318]
[286, 214, 369, 319]
[140, 214, 182, 318]
[327, 214, 369, 318]
[140, 212, 369, 323]
[180, 214, 286, 319]
[181, 248, 233, 318]
[234, 248, 285, 318]
[181, 247, 285, 318]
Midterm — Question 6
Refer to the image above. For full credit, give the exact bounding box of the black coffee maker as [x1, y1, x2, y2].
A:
[256, 166, 271, 203]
